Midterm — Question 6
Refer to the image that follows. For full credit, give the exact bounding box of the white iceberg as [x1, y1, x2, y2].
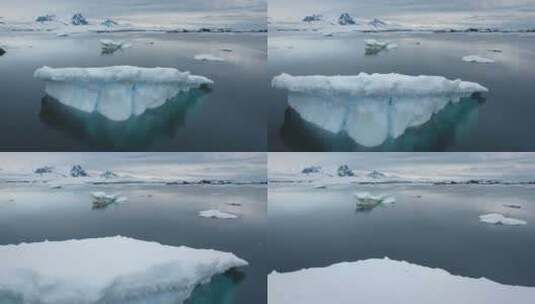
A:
[268, 258, 535, 304]
[199, 209, 238, 219]
[479, 213, 527, 225]
[272, 73, 488, 147]
[365, 39, 396, 54]
[91, 191, 126, 208]
[354, 192, 395, 209]
[194, 54, 225, 62]
[34, 66, 213, 121]
[462, 55, 495, 64]
[100, 39, 126, 53]
[0, 236, 248, 303]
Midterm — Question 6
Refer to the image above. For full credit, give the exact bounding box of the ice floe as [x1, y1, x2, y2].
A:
[199, 209, 238, 219]
[268, 258, 535, 304]
[354, 192, 395, 210]
[194, 54, 225, 62]
[462, 55, 495, 64]
[479, 213, 527, 225]
[34, 66, 213, 121]
[0, 236, 248, 303]
[272, 73, 488, 147]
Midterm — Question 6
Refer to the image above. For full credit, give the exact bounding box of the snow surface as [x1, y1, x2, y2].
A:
[268, 258, 535, 304]
[479, 213, 527, 225]
[194, 54, 225, 62]
[199, 209, 238, 219]
[462, 55, 495, 63]
[272, 73, 488, 147]
[34, 66, 213, 121]
[0, 236, 247, 304]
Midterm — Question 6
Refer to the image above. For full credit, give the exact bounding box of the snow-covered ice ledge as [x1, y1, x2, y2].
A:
[268, 258, 535, 304]
[0, 236, 247, 303]
[273, 73, 488, 147]
[34, 66, 213, 121]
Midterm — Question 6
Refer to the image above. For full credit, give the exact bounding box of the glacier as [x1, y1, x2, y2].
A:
[273, 73, 488, 147]
[0, 236, 248, 304]
[268, 258, 535, 304]
[34, 66, 213, 121]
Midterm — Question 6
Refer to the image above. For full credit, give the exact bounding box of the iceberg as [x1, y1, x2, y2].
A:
[365, 39, 395, 55]
[302, 166, 322, 174]
[35, 14, 56, 23]
[462, 55, 495, 64]
[101, 18, 119, 28]
[367, 170, 386, 179]
[100, 170, 118, 179]
[369, 18, 387, 28]
[272, 73, 488, 147]
[100, 39, 126, 54]
[354, 192, 395, 210]
[91, 191, 126, 208]
[194, 54, 225, 62]
[199, 209, 238, 219]
[34, 66, 213, 121]
[0, 236, 248, 303]
[303, 14, 322, 22]
[0, 47, 5, 56]
[479, 213, 527, 225]
[337, 165, 354, 177]
[34, 166, 53, 174]
[268, 258, 535, 304]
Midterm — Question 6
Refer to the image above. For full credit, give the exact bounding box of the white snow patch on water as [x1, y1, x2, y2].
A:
[268, 258, 535, 304]
[0, 236, 248, 304]
[479, 213, 527, 225]
[199, 209, 238, 219]
[462, 55, 495, 63]
[194, 54, 225, 62]
[34, 66, 213, 121]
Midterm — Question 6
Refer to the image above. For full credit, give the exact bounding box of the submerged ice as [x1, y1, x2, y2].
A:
[0, 236, 248, 304]
[34, 66, 213, 121]
[272, 73, 488, 147]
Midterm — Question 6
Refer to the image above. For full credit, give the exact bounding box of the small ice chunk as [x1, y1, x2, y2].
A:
[479, 213, 526, 225]
[71, 13, 88, 26]
[219, 48, 233, 52]
[0, 236, 248, 303]
[268, 258, 535, 304]
[34, 66, 213, 121]
[365, 39, 396, 54]
[100, 39, 125, 53]
[56, 32, 69, 37]
[503, 204, 522, 209]
[50, 184, 62, 189]
[462, 55, 495, 63]
[91, 191, 123, 208]
[70, 165, 88, 177]
[354, 192, 395, 210]
[194, 54, 225, 62]
[225, 202, 242, 206]
[199, 209, 238, 219]
[0, 47, 6, 56]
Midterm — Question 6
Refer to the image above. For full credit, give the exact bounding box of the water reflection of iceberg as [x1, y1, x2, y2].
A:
[273, 73, 488, 150]
[39, 88, 208, 150]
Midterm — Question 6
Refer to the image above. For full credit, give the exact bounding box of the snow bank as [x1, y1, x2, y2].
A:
[462, 55, 495, 64]
[199, 209, 238, 219]
[272, 73, 488, 147]
[34, 66, 213, 121]
[0, 236, 247, 303]
[194, 54, 225, 62]
[268, 258, 535, 304]
[479, 213, 527, 225]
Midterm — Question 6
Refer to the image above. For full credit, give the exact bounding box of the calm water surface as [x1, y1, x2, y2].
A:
[0, 184, 267, 304]
[268, 183, 535, 286]
[0, 32, 269, 151]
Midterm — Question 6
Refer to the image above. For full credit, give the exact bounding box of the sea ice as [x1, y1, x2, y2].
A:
[0, 236, 248, 303]
[272, 73, 488, 147]
[462, 55, 495, 63]
[34, 66, 213, 121]
[194, 54, 225, 62]
[199, 209, 238, 219]
[479, 213, 527, 225]
[268, 258, 535, 304]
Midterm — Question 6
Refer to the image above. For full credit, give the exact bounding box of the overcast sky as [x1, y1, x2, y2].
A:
[269, 153, 535, 181]
[0, 152, 266, 182]
[0, 0, 266, 27]
[269, 0, 535, 28]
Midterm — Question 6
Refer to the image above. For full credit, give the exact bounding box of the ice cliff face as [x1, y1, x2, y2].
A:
[34, 66, 214, 121]
[273, 73, 488, 147]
